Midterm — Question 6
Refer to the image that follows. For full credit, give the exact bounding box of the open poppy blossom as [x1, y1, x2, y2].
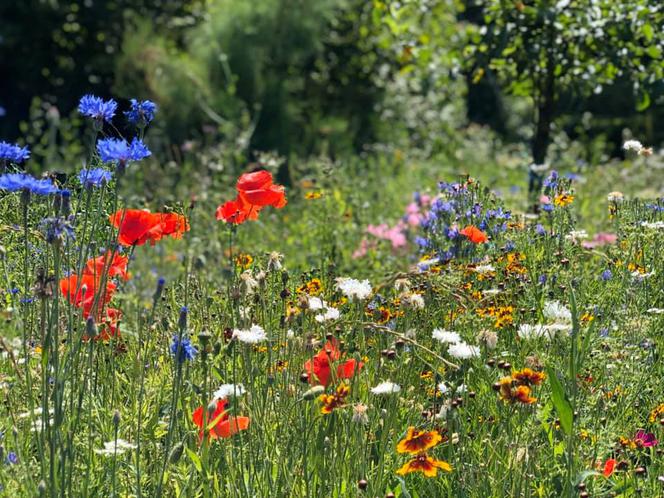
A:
[192, 399, 250, 440]
[396, 452, 452, 477]
[110, 209, 189, 246]
[303, 338, 363, 386]
[59, 273, 116, 317]
[460, 225, 488, 244]
[396, 427, 443, 454]
[216, 170, 287, 224]
[85, 251, 130, 281]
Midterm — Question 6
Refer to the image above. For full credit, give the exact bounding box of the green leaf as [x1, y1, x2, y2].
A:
[186, 447, 203, 473]
[636, 90, 651, 111]
[546, 367, 573, 435]
[643, 23, 654, 42]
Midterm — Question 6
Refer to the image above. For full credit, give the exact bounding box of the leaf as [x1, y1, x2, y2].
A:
[186, 447, 202, 473]
[636, 90, 651, 111]
[546, 366, 573, 435]
[643, 23, 654, 42]
[396, 477, 412, 498]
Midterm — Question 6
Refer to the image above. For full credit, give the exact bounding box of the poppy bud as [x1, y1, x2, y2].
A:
[635, 466, 646, 476]
[468, 391, 476, 398]
[85, 316, 98, 338]
[112, 410, 121, 427]
[280, 289, 290, 299]
[499, 362, 511, 371]
[357, 479, 368, 491]
[178, 306, 188, 330]
[386, 493, 396, 498]
[487, 359, 495, 367]
[169, 442, 185, 464]
[281, 270, 289, 285]
[206, 400, 217, 420]
[579, 493, 589, 498]
[299, 373, 310, 384]
[577, 483, 586, 490]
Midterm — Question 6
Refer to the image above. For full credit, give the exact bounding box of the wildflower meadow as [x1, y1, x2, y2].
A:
[2, 1, 664, 497]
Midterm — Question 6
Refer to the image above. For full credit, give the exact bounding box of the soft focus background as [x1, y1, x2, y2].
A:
[1, 0, 663, 269]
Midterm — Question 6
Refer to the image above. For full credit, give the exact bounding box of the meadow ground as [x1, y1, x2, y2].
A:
[0, 100, 664, 498]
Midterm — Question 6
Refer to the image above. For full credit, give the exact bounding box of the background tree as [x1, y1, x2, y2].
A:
[467, 0, 664, 197]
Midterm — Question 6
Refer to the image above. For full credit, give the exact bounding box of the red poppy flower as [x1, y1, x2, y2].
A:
[236, 170, 287, 208]
[304, 338, 364, 386]
[216, 170, 286, 225]
[84, 251, 130, 281]
[460, 225, 488, 244]
[603, 458, 616, 478]
[110, 209, 189, 246]
[192, 399, 250, 440]
[59, 274, 116, 316]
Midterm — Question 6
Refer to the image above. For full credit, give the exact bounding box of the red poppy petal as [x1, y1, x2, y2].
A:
[213, 416, 250, 438]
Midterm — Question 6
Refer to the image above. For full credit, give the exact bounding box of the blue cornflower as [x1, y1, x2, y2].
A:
[78, 168, 112, 189]
[78, 95, 117, 122]
[444, 226, 458, 239]
[125, 99, 157, 126]
[41, 217, 75, 245]
[170, 335, 197, 363]
[97, 138, 151, 167]
[0, 106, 5, 117]
[601, 269, 612, 281]
[5, 452, 17, 465]
[535, 223, 546, 236]
[542, 203, 554, 213]
[543, 170, 558, 189]
[0, 141, 30, 163]
[538, 274, 547, 285]
[414, 236, 430, 248]
[0, 173, 57, 195]
[503, 240, 516, 252]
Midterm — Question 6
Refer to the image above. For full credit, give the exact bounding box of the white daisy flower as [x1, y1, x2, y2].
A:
[543, 300, 572, 323]
[94, 439, 137, 456]
[370, 381, 401, 395]
[233, 324, 267, 344]
[335, 277, 372, 301]
[447, 342, 480, 359]
[432, 329, 461, 344]
[213, 383, 245, 400]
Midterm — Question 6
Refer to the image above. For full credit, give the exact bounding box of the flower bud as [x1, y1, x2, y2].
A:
[169, 442, 185, 464]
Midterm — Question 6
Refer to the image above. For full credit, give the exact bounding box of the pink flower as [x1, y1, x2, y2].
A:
[634, 430, 658, 447]
[581, 232, 617, 249]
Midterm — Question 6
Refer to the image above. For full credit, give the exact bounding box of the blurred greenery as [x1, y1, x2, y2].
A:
[0, 0, 662, 173]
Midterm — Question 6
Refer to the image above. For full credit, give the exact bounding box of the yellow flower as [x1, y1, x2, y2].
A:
[396, 427, 443, 454]
[305, 191, 323, 200]
[554, 193, 574, 207]
[396, 453, 452, 477]
[235, 253, 253, 269]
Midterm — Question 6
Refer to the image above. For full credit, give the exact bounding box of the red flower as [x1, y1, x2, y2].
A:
[460, 225, 488, 244]
[216, 170, 287, 224]
[110, 209, 189, 246]
[59, 274, 116, 317]
[84, 251, 130, 281]
[304, 338, 364, 386]
[84, 307, 122, 341]
[603, 458, 616, 478]
[192, 399, 250, 440]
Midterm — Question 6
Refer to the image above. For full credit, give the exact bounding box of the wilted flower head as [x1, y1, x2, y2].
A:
[476, 329, 498, 349]
[267, 251, 284, 271]
[352, 403, 369, 425]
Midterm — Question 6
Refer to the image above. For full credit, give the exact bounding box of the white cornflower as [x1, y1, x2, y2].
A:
[370, 381, 401, 395]
[517, 324, 550, 340]
[623, 140, 644, 153]
[543, 300, 572, 323]
[213, 383, 245, 400]
[437, 382, 448, 395]
[335, 277, 372, 301]
[447, 342, 480, 359]
[474, 264, 495, 274]
[483, 288, 502, 296]
[647, 308, 664, 314]
[94, 439, 137, 456]
[315, 306, 340, 322]
[641, 221, 664, 230]
[432, 329, 461, 344]
[307, 296, 325, 311]
[233, 324, 267, 344]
